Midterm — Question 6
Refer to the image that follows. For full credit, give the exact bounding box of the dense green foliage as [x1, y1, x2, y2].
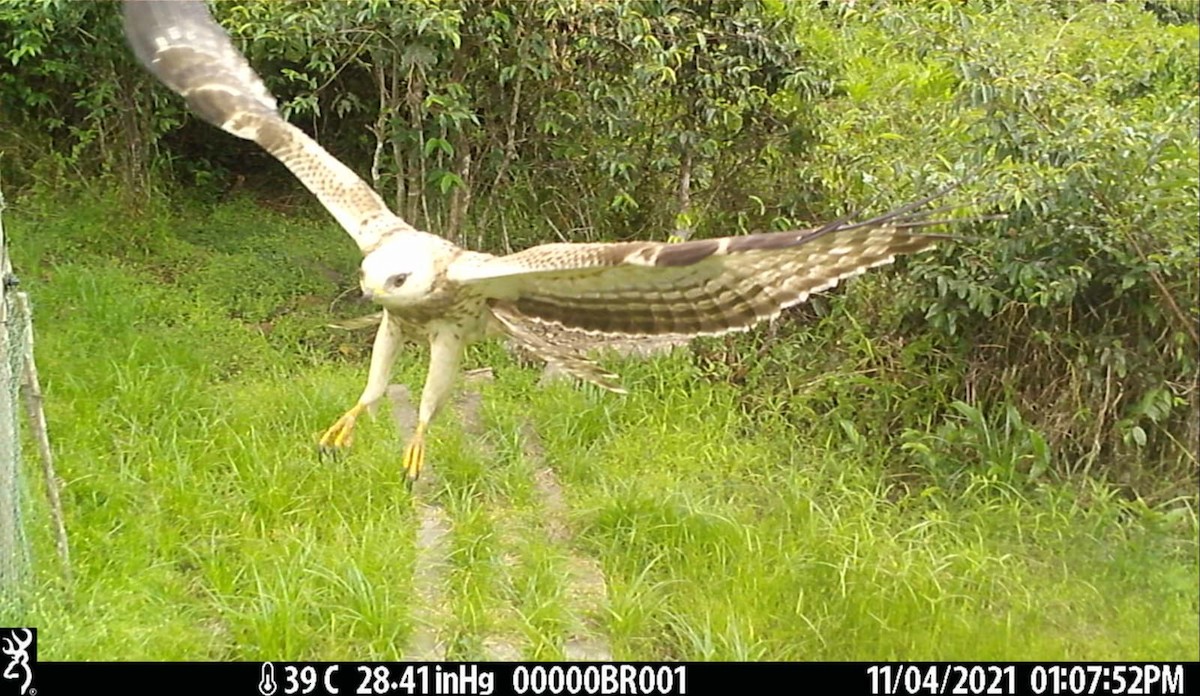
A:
[0, 0, 1197, 660]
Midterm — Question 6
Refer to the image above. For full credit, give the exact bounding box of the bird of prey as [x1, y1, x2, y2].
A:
[122, 0, 976, 484]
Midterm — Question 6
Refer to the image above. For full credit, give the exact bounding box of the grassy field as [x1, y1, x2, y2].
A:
[3, 193, 1197, 661]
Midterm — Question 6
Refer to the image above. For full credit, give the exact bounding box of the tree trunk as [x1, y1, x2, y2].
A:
[447, 142, 473, 247]
[370, 60, 389, 193]
[674, 148, 694, 242]
[405, 68, 425, 227]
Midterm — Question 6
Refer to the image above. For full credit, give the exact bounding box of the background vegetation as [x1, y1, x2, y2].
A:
[0, 0, 1196, 660]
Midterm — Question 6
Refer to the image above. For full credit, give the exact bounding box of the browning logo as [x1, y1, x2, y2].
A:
[0, 629, 35, 696]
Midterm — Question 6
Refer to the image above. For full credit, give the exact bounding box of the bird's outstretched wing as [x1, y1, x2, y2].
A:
[122, 0, 412, 252]
[455, 191, 973, 336]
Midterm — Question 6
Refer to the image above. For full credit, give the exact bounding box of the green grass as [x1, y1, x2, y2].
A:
[3, 193, 1197, 660]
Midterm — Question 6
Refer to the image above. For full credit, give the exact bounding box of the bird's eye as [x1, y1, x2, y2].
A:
[388, 273, 410, 288]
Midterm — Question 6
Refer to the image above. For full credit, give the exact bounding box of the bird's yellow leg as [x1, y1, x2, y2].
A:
[319, 403, 365, 449]
[402, 421, 428, 485]
[317, 310, 402, 458]
[403, 329, 464, 485]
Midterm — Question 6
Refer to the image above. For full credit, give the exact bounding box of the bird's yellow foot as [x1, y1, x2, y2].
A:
[318, 403, 365, 460]
[401, 425, 427, 488]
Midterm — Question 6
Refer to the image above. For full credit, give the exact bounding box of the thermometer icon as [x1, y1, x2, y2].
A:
[259, 662, 277, 696]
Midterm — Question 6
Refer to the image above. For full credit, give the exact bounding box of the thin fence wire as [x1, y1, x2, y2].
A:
[0, 188, 32, 612]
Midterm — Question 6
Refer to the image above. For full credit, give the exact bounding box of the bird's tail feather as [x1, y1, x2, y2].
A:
[489, 304, 628, 393]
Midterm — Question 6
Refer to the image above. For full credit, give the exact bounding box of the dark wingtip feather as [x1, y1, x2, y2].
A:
[654, 239, 722, 267]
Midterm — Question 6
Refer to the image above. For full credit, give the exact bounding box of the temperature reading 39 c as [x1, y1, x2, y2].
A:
[259, 662, 342, 695]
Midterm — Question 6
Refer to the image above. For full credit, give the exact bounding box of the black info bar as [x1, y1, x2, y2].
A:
[15, 661, 1195, 696]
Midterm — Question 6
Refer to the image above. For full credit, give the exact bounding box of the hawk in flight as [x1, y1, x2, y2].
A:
[123, 0, 976, 484]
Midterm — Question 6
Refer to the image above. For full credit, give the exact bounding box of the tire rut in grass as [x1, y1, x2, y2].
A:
[519, 417, 613, 661]
[395, 368, 613, 661]
[456, 369, 528, 661]
[387, 384, 450, 661]
[466, 368, 614, 660]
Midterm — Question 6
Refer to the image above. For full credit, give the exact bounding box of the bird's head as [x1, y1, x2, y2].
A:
[359, 234, 444, 307]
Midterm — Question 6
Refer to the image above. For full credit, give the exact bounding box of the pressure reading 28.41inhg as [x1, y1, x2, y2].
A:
[357, 665, 493, 695]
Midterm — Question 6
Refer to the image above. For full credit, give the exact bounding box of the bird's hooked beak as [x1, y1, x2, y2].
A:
[359, 268, 380, 302]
